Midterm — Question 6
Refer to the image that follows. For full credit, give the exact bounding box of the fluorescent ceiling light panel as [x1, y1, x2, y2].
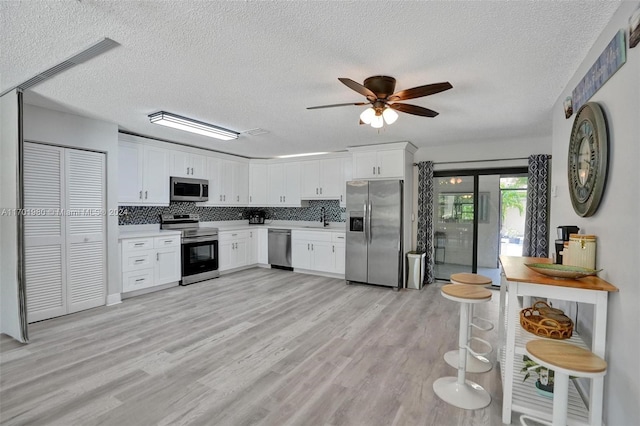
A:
[276, 152, 330, 159]
[148, 111, 239, 140]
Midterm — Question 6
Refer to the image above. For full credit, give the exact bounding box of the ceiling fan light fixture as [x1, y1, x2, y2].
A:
[148, 111, 239, 141]
[360, 107, 375, 124]
[382, 107, 398, 125]
[371, 114, 384, 129]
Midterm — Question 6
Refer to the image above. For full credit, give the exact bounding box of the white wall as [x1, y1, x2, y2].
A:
[23, 105, 121, 302]
[550, 2, 640, 424]
[0, 90, 26, 342]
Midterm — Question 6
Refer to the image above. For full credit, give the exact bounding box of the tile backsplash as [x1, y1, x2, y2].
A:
[119, 200, 345, 225]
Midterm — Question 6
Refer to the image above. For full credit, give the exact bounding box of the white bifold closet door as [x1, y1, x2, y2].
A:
[24, 142, 106, 323]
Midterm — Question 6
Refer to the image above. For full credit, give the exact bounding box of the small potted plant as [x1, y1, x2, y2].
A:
[521, 355, 554, 398]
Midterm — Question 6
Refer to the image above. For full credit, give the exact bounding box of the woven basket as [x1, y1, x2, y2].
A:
[520, 301, 573, 339]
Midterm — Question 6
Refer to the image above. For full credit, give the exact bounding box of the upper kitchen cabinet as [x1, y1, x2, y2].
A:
[171, 150, 207, 179]
[352, 149, 404, 179]
[300, 158, 343, 200]
[118, 139, 170, 205]
[249, 162, 268, 206]
[268, 162, 301, 206]
[201, 157, 249, 206]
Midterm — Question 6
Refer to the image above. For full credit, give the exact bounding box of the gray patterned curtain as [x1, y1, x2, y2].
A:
[523, 154, 551, 257]
[416, 161, 435, 284]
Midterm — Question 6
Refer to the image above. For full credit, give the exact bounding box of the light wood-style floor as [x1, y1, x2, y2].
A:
[1, 268, 504, 426]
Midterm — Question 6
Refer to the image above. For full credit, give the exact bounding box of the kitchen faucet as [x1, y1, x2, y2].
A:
[321, 207, 329, 227]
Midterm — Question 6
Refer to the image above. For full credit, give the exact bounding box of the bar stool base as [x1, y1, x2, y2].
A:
[433, 377, 491, 409]
[444, 349, 492, 373]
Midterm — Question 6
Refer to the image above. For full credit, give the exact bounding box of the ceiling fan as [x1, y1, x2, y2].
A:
[307, 76, 453, 128]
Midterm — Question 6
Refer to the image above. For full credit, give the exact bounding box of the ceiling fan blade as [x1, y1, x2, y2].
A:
[338, 78, 377, 101]
[389, 103, 439, 117]
[388, 82, 452, 101]
[307, 102, 368, 110]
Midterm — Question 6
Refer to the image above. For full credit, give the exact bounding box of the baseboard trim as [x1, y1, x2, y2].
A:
[106, 293, 122, 306]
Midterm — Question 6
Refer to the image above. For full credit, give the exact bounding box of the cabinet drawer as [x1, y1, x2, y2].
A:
[122, 250, 155, 272]
[123, 238, 154, 252]
[122, 269, 155, 292]
[332, 232, 346, 242]
[292, 230, 332, 242]
[220, 230, 249, 241]
[154, 235, 180, 248]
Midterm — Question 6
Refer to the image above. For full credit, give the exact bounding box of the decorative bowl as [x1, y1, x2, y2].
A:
[525, 263, 601, 279]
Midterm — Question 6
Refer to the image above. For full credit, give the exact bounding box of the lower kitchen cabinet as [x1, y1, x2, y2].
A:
[292, 230, 345, 275]
[121, 234, 181, 293]
[219, 231, 248, 271]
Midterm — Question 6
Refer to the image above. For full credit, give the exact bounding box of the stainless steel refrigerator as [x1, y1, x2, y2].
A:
[346, 180, 403, 289]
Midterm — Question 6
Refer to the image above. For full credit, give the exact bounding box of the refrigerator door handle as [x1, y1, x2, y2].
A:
[363, 201, 368, 242]
[368, 201, 372, 244]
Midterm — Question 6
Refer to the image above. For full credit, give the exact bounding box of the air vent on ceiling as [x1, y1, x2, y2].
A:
[243, 128, 270, 136]
[1, 37, 119, 96]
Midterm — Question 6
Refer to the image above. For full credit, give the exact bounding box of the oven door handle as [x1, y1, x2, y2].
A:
[182, 236, 218, 244]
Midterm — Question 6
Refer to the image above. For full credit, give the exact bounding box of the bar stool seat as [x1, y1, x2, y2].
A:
[520, 340, 607, 426]
[434, 284, 492, 410]
[446, 273, 494, 373]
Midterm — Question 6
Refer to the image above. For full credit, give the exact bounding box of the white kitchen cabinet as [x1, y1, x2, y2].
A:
[200, 157, 249, 206]
[267, 162, 301, 206]
[292, 231, 345, 274]
[247, 230, 258, 265]
[121, 234, 181, 293]
[352, 148, 404, 179]
[300, 158, 342, 200]
[256, 228, 269, 264]
[219, 231, 249, 271]
[340, 157, 352, 207]
[171, 150, 207, 179]
[233, 161, 249, 205]
[249, 163, 268, 206]
[118, 141, 170, 205]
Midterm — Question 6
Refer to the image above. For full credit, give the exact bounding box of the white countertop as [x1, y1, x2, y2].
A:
[118, 225, 182, 240]
[119, 221, 346, 238]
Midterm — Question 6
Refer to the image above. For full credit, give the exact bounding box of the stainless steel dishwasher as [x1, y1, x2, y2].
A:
[268, 229, 292, 269]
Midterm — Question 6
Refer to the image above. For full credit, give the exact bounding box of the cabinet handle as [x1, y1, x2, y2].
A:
[157, 253, 159, 261]
[134, 259, 144, 264]
[250, 232, 252, 237]
[378, 166, 380, 175]
[280, 196, 283, 202]
[232, 233, 237, 236]
[220, 195, 222, 202]
[164, 240, 172, 244]
[250, 195, 252, 202]
[191, 167, 194, 175]
[237, 195, 239, 202]
[336, 236, 344, 239]
[307, 243, 310, 250]
[320, 187, 322, 194]
[139, 190, 143, 200]
[224, 195, 226, 201]
[316, 188, 318, 195]
[340, 195, 343, 202]
[311, 243, 314, 250]
[135, 278, 145, 282]
[134, 242, 145, 246]
[283, 195, 286, 202]
[332, 245, 335, 253]
[145, 190, 148, 199]
[187, 167, 190, 175]
[373, 166, 376, 175]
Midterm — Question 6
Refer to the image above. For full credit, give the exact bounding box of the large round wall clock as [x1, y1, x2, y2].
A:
[568, 102, 609, 217]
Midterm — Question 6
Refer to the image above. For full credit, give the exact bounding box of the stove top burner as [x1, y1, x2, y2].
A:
[160, 214, 218, 239]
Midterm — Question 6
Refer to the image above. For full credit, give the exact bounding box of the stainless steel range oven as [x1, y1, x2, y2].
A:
[160, 214, 219, 285]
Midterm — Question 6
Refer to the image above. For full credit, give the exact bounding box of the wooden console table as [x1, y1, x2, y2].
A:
[498, 256, 618, 425]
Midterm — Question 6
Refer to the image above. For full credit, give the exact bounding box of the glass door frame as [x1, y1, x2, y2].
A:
[434, 166, 527, 278]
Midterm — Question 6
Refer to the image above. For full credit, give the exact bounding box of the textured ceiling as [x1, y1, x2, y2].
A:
[1, 0, 621, 158]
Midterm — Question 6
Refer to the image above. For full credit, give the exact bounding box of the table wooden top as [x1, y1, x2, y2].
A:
[526, 340, 607, 374]
[499, 256, 618, 292]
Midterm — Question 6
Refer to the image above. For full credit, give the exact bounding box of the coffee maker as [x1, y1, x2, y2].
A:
[555, 225, 579, 264]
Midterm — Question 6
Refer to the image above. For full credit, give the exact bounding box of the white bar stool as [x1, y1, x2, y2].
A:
[446, 273, 494, 373]
[520, 340, 607, 426]
[433, 284, 492, 410]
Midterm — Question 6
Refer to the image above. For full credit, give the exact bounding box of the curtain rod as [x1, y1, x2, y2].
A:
[412, 155, 551, 166]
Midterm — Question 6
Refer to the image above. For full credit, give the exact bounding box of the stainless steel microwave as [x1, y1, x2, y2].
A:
[170, 177, 209, 202]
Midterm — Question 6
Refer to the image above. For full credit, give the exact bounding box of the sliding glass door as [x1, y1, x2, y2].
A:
[433, 168, 527, 283]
